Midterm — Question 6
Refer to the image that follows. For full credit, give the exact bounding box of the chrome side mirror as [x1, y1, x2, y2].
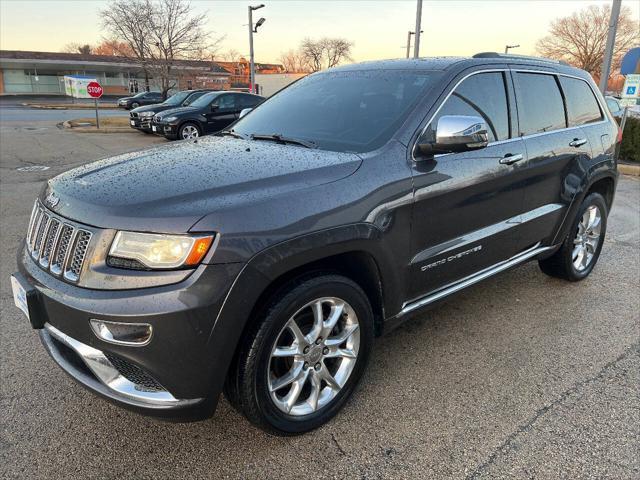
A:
[416, 115, 489, 156]
[239, 108, 252, 118]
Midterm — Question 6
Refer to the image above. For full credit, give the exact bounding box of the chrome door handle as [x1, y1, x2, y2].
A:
[569, 138, 587, 147]
[499, 153, 524, 165]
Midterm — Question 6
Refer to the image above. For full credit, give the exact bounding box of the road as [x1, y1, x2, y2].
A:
[0, 95, 130, 122]
[1, 106, 639, 479]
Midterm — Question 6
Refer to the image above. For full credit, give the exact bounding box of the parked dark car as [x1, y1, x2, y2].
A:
[129, 90, 214, 133]
[12, 54, 620, 435]
[151, 91, 264, 139]
[117, 91, 164, 110]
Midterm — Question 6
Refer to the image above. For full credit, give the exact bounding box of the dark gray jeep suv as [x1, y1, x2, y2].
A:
[11, 53, 620, 435]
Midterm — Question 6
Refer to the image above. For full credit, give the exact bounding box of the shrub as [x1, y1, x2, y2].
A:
[620, 116, 640, 163]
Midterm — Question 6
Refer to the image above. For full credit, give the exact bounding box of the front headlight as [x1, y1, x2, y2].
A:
[139, 111, 155, 117]
[164, 116, 178, 122]
[108, 231, 214, 269]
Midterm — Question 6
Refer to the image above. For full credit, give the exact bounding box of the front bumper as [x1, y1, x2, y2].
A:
[129, 116, 147, 131]
[16, 247, 244, 420]
[152, 120, 178, 138]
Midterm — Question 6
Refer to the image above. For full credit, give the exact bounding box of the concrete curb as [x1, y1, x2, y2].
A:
[62, 120, 137, 134]
[23, 102, 119, 110]
[619, 163, 640, 176]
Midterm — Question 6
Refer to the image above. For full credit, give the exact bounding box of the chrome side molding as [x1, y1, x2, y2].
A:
[399, 243, 554, 317]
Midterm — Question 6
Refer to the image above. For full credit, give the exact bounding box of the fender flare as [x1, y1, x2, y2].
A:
[553, 162, 618, 244]
[201, 223, 402, 411]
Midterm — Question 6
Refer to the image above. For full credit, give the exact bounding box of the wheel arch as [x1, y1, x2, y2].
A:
[177, 119, 203, 136]
[203, 224, 403, 410]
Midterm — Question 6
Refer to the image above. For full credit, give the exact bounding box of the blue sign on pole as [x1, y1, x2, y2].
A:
[620, 48, 640, 75]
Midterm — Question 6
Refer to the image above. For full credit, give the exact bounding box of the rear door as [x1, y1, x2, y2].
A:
[409, 70, 531, 300]
[512, 70, 595, 246]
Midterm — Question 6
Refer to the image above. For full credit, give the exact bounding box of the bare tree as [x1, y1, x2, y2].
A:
[220, 49, 243, 62]
[300, 39, 324, 73]
[101, 0, 222, 98]
[61, 43, 94, 54]
[536, 5, 639, 79]
[278, 49, 310, 73]
[300, 37, 353, 72]
[323, 38, 353, 69]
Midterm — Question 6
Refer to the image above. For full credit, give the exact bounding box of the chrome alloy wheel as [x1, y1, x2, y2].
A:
[181, 125, 199, 139]
[267, 297, 360, 416]
[573, 205, 602, 271]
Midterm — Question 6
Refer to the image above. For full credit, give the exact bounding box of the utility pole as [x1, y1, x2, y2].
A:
[599, 0, 622, 94]
[413, 0, 423, 58]
[248, 4, 265, 94]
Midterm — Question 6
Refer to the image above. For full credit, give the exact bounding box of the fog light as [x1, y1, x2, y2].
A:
[90, 319, 153, 346]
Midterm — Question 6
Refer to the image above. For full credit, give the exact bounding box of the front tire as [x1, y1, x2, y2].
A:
[178, 122, 200, 140]
[231, 275, 374, 435]
[130, 102, 140, 109]
[539, 192, 607, 281]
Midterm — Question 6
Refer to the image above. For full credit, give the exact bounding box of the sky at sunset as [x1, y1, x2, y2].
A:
[1, 0, 639, 64]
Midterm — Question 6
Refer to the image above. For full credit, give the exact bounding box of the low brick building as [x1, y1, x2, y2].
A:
[0, 50, 233, 96]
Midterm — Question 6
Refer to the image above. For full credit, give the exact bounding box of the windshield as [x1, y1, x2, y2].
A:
[162, 91, 191, 106]
[233, 69, 441, 153]
[189, 92, 220, 108]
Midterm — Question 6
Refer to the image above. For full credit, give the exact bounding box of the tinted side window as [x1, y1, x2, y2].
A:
[560, 77, 603, 126]
[240, 94, 262, 108]
[216, 94, 237, 110]
[515, 73, 566, 135]
[430, 72, 510, 142]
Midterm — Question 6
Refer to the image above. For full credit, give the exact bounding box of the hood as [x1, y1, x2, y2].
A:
[43, 136, 362, 233]
[155, 106, 198, 118]
[131, 103, 173, 114]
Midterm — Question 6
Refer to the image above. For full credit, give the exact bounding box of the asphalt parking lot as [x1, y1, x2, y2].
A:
[1, 104, 638, 479]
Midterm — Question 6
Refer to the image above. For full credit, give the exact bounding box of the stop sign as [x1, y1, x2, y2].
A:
[87, 81, 103, 98]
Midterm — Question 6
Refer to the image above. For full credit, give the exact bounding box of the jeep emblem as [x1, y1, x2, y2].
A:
[44, 192, 59, 209]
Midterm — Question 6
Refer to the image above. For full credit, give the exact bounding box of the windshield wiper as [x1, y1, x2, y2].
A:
[217, 129, 247, 139]
[250, 133, 317, 149]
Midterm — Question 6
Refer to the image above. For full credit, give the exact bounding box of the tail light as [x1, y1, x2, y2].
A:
[617, 125, 623, 144]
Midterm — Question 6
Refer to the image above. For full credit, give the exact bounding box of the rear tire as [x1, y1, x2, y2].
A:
[130, 102, 140, 109]
[539, 192, 607, 281]
[230, 274, 374, 435]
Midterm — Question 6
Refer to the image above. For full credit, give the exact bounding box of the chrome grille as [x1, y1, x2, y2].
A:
[26, 202, 93, 283]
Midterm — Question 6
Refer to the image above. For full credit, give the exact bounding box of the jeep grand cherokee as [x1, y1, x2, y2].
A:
[11, 53, 620, 435]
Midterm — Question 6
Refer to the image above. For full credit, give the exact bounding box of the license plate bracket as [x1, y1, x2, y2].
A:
[11, 273, 47, 329]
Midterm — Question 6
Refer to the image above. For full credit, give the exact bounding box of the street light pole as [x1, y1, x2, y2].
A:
[248, 4, 265, 94]
[413, 0, 423, 58]
[599, 0, 622, 94]
[504, 44, 520, 54]
[405, 30, 423, 59]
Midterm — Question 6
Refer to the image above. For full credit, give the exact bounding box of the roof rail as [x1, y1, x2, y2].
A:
[472, 52, 569, 66]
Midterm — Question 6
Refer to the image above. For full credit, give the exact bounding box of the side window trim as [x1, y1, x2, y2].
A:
[511, 68, 609, 134]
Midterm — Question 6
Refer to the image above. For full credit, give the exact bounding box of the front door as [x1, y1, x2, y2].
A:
[204, 93, 240, 133]
[408, 70, 531, 301]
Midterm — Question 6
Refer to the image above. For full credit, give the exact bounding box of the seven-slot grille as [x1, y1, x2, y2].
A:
[26, 202, 92, 283]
